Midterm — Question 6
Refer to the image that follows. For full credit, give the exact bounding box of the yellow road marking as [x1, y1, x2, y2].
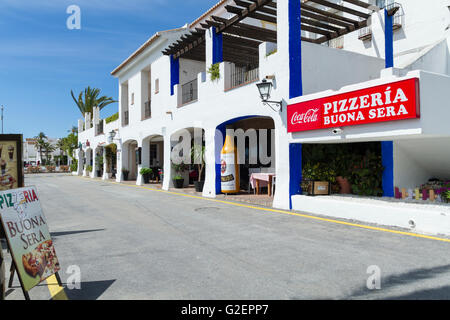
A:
[80, 177, 450, 243]
[46, 274, 68, 300]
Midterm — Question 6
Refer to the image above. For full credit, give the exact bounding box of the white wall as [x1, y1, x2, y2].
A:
[301, 41, 385, 94]
[180, 58, 205, 85]
[394, 138, 450, 189]
[342, 0, 450, 75]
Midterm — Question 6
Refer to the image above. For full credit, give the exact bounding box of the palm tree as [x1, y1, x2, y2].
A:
[43, 141, 56, 165]
[34, 132, 47, 165]
[71, 86, 117, 115]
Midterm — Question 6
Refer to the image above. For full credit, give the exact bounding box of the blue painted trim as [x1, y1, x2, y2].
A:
[381, 141, 394, 197]
[289, 143, 302, 209]
[212, 27, 223, 65]
[289, 0, 303, 99]
[170, 55, 180, 96]
[384, 9, 394, 68]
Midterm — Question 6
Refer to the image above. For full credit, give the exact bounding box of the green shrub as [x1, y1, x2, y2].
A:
[207, 63, 220, 82]
[140, 167, 153, 175]
[105, 112, 119, 124]
[70, 160, 78, 172]
[86, 165, 92, 172]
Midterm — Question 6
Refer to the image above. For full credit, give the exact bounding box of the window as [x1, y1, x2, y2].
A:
[131, 93, 134, 105]
[155, 79, 159, 94]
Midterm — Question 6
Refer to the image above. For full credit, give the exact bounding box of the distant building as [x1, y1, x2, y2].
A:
[23, 138, 67, 166]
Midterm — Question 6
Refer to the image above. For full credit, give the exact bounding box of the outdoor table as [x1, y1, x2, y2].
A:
[250, 173, 276, 196]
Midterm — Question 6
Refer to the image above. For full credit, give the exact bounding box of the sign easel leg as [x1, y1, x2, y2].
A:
[55, 272, 63, 287]
[4, 239, 30, 300]
[10, 261, 29, 300]
[8, 261, 14, 288]
[0, 243, 5, 300]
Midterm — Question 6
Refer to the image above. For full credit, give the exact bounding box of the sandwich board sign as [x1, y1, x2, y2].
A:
[0, 134, 24, 299]
[0, 186, 61, 298]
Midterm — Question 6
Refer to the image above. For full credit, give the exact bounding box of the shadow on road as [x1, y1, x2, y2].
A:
[347, 264, 450, 300]
[62, 279, 116, 300]
[51, 229, 105, 238]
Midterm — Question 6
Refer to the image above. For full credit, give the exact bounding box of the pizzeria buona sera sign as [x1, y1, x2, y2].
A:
[0, 186, 60, 292]
[287, 78, 420, 133]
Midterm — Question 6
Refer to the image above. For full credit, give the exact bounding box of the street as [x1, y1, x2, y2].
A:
[3, 173, 450, 300]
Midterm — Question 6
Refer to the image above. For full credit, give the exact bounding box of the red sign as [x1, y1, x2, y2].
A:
[287, 78, 420, 133]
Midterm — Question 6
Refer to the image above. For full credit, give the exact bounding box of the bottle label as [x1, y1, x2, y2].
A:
[221, 152, 236, 191]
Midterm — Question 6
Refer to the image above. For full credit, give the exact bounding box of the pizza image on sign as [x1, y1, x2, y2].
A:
[0, 186, 60, 292]
[22, 240, 59, 281]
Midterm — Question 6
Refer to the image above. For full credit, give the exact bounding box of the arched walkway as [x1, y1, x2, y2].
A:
[137, 134, 165, 186]
[122, 139, 139, 181]
[103, 143, 117, 180]
[169, 127, 205, 189]
[215, 116, 276, 196]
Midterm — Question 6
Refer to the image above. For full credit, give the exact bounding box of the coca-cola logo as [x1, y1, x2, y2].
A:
[291, 108, 319, 125]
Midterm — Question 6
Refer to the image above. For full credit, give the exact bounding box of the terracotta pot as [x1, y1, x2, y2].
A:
[336, 176, 351, 194]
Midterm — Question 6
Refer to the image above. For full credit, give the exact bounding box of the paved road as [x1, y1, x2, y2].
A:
[4, 173, 450, 300]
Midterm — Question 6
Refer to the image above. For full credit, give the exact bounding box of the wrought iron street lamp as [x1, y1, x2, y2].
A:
[256, 79, 282, 112]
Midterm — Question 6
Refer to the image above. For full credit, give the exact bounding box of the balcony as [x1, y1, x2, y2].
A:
[328, 36, 344, 49]
[392, 8, 404, 31]
[143, 100, 151, 120]
[229, 66, 259, 90]
[358, 26, 372, 41]
[181, 79, 198, 106]
[384, 1, 405, 30]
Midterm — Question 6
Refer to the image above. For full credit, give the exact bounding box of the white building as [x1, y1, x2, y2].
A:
[76, 0, 450, 235]
[23, 138, 66, 166]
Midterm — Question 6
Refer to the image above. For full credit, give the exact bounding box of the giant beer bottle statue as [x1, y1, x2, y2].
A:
[220, 128, 239, 194]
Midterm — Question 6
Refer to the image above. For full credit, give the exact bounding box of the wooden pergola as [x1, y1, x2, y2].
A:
[162, 0, 379, 65]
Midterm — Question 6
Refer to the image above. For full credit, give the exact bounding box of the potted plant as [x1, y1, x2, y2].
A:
[191, 144, 205, 192]
[301, 161, 335, 195]
[350, 151, 384, 197]
[122, 168, 130, 181]
[442, 190, 450, 203]
[172, 162, 188, 188]
[173, 175, 184, 188]
[207, 63, 220, 81]
[332, 152, 352, 194]
[140, 167, 153, 184]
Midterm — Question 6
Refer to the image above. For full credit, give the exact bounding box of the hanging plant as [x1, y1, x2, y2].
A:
[207, 63, 220, 82]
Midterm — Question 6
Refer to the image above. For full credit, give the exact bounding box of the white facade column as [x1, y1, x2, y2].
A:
[102, 147, 108, 180]
[205, 27, 214, 69]
[272, 125, 291, 210]
[162, 133, 172, 190]
[117, 142, 125, 182]
[202, 127, 217, 198]
[76, 149, 83, 175]
[136, 139, 148, 186]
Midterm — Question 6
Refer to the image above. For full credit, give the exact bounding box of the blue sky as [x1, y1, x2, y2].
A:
[0, 0, 217, 139]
